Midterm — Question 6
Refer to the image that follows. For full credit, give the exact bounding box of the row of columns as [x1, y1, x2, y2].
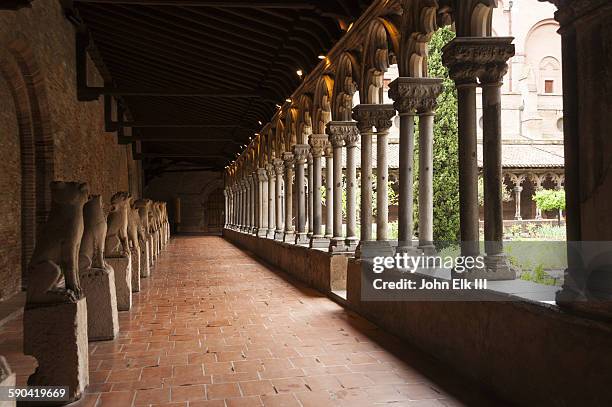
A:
[226, 36, 515, 279]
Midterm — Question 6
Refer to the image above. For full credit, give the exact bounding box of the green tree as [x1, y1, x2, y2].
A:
[414, 27, 460, 246]
[533, 189, 565, 225]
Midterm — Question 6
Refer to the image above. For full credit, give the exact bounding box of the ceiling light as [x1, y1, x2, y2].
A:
[258, 120, 262, 125]
[275, 104, 281, 109]
[285, 98, 292, 103]
[318, 54, 326, 60]
[296, 69, 303, 77]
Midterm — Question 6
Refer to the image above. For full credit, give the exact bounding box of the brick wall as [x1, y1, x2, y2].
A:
[0, 73, 21, 299]
[0, 0, 140, 298]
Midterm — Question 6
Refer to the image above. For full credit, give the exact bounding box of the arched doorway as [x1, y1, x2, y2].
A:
[0, 38, 53, 295]
[204, 188, 224, 234]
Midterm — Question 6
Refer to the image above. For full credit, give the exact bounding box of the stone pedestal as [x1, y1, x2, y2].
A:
[0, 357, 16, 407]
[148, 235, 155, 267]
[140, 240, 151, 278]
[79, 267, 119, 341]
[23, 299, 89, 404]
[130, 247, 141, 292]
[355, 240, 395, 259]
[106, 255, 132, 311]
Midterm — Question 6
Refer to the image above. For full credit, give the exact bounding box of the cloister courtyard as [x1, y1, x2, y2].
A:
[1, 0, 611, 406]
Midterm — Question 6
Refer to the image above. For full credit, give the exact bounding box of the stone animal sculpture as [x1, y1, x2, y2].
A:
[127, 204, 142, 251]
[26, 181, 89, 305]
[134, 199, 151, 239]
[79, 195, 108, 271]
[105, 192, 131, 257]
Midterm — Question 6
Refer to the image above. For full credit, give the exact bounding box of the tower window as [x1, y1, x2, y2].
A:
[544, 80, 554, 94]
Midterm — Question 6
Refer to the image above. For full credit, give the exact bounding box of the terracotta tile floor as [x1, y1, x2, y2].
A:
[0, 236, 505, 407]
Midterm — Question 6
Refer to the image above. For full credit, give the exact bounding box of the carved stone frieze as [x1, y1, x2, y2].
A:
[388, 78, 444, 113]
[326, 120, 359, 148]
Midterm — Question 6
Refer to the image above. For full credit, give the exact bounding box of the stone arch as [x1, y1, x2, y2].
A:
[332, 52, 359, 121]
[0, 35, 54, 289]
[296, 94, 313, 143]
[361, 18, 394, 104]
[313, 74, 333, 134]
[284, 107, 299, 150]
[454, 0, 496, 37]
[199, 178, 224, 233]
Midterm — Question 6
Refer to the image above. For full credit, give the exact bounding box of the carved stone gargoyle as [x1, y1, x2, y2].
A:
[26, 181, 89, 306]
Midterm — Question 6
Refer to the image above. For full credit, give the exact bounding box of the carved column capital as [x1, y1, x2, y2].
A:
[442, 37, 515, 85]
[352, 104, 395, 132]
[273, 158, 285, 175]
[257, 168, 268, 182]
[292, 144, 310, 164]
[308, 133, 328, 158]
[282, 152, 295, 169]
[323, 143, 333, 158]
[388, 78, 444, 114]
[265, 163, 275, 178]
[326, 121, 358, 148]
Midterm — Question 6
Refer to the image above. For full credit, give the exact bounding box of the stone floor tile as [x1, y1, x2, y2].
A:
[0, 236, 504, 407]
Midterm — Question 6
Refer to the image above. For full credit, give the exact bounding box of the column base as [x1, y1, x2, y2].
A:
[274, 230, 284, 240]
[295, 233, 309, 245]
[283, 231, 295, 243]
[329, 237, 349, 253]
[460, 253, 515, 281]
[257, 229, 268, 238]
[79, 266, 119, 342]
[395, 242, 423, 256]
[105, 255, 132, 311]
[266, 229, 276, 239]
[309, 235, 329, 249]
[129, 247, 141, 293]
[355, 240, 395, 258]
[140, 240, 151, 278]
[24, 298, 89, 404]
[345, 237, 359, 252]
[418, 243, 437, 256]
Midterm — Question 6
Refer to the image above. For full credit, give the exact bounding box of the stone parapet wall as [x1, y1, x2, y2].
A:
[223, 229, 348, 293]
[345, 259, 612, 406]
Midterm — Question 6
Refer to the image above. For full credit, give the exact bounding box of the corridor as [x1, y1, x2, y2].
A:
[0, 236, 501, 407]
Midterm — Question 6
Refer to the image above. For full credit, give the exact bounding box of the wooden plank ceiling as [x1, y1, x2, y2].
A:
[72, 0, 371, 172]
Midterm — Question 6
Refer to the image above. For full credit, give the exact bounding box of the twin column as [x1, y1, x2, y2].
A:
[442, 36, 515, 279]
[389, 78, 444, 255]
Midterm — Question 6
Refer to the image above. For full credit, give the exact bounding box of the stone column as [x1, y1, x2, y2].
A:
[257, 168, 269, 237]
[223, 188, 228, 228]
[307, 153, 314, 238]
[282, 152, 295, 243]
[309, 134, 329, 248]
[266, 162, 276, 238]
[344, 124, 360, 251]
[442, 39, 485, 265]
[241, 181, 247, 231]
[326, 122, 348, 252]
[373, 106, 396, 251]
[514, 185, 523, 220]
[324, 144, 334, 239]
[274, 158, 285, 240]
[479, 38, 515, 278]
[353, 105, 374, 257]
[293, 144, 310, 245]
[388, 83, 416, 254]
[418, 93, 443, 255]
[248, 174, 255, 233]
